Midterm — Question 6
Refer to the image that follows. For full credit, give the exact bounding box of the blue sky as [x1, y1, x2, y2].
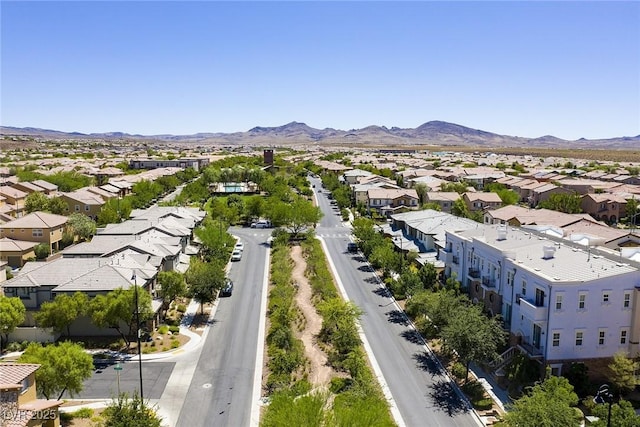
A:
[1, 1, 639, 140]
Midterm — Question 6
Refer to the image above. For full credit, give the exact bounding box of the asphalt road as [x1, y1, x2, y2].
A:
[63, 361, 175, 400]
[176, 228, 270, 427]
[311, 176, 481, 427]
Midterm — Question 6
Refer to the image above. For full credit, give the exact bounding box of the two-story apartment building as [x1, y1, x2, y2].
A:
[444, 224, 640, 378]
[0, 186, 28, 218]
[59, 189, 107, 219]
[0, 212, 67, 252]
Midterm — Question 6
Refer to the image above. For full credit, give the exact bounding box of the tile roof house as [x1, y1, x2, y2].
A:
[30, 180, 58, 195]
[381, 209, 481, 267]
[1, 254, 163, 336]
[0, 186, 28, 218]
[366, 188, 419, 216]
[483, 205, 599, 228]
[580, 193, 629, 224]
[59, 190, 107, 219]
[528, 183, 573, 207]
[0, 212, 68, 252]
[0, 237, 37, 268]
[10, 181, 46, 195]
[0, 363, 62, 427]
[425, 192, 461, 213]
[463, 192, 502, 211]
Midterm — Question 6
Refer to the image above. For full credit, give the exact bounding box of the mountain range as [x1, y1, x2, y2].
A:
[1, 121, 638, 150]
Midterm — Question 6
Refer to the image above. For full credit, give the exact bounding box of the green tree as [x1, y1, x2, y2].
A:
[369, 243, 401, 277]
[24, 191, 50, 213]
[494, 188, 520, 205]
[503, 375, 581, 427]
[440, 181, 470, 194]
[609, 351, 638, 395]
[34, 292, 88, 337]
[414, 183, 428, 205]
[34, 242, 51, 259]
[452, 197, 471, 218]
[441, 303, 505, 382]
[48, 196, 68, 215]
[417, 263, 438, 290]
[67, 213, 97, 241]
[589, 399, 640, 427]
[185, 259, 226, 314]
[101, 392, 162, 427]
[538, 193, 583, 214]
[279, 197, 322, 238]
[157, 271, 186, 310]
[88, 287, 153, 347]
[0, 296, 26, 352]
[19, 341, 93, 400]
[626, 197, 639, 225]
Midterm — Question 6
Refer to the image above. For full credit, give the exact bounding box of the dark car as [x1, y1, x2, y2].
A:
[221, 279, 234, 297]
[347, 242, 358, 253]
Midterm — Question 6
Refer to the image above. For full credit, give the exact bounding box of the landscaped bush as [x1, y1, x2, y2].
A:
[168, 325, 180, 334]
[177, 304, 187, 313]
[451, 362, 468, 381]
[157, 325, 169, 335]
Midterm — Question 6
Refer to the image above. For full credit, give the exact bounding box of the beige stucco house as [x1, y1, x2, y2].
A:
[0, 212, 68, 252]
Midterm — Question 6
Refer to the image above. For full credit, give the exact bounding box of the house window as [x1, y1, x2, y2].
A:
[507, 271, 514, 287]
[621, 329, 628, 345]
[521, 280, 527, 296]
[85, 205, 90, 211]
[552, 332, 560, 347]
[555, 294, 563, 310]
[598, 329, 606, 346]
[624, 293, 631, 309]
[32, 229, 43, 237]
[575, 331, 583, 346]
[578, 293, 586, 310]
[603, 292, 610, 304]
[21, 377, 29, 394]
[75, 205, 80, 212]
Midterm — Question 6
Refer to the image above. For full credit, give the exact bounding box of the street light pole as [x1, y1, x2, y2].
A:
[594, 384, 613, 427]
[131, 272, 144, 403]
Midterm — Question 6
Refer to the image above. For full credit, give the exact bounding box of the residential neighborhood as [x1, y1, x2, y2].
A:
[0, 143, 640, 427]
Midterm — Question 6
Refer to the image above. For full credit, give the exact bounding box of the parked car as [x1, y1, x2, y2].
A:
[251, 219, 272, 229]
[221, 279, 234, 297]
[231, 249, 242, 261]
[234, 241, 244, 252]
[347, 242, 358, 253]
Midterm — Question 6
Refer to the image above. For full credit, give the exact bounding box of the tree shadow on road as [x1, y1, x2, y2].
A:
[401, 329, 425, 345]
[385, 309, 409, 326]
[428, 379, 470, 417]
[364, 276, 379, 285]
[373, 287, 391, 298]
[413, 351, 443, 377]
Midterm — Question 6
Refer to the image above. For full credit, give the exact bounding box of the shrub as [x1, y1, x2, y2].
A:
[451, 362, 467, 381]
[157, 325, 169, 335]
[6, 342, 23, 352]
[71, 407, 93, 418]
[168, 325, 180, 334]
[329, 377, 350, 394]
[177, 304, 187, 313]
[170, 339, 180, 349]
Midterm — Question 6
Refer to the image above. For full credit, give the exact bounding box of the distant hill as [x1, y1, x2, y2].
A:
[1, 121, 638, 149]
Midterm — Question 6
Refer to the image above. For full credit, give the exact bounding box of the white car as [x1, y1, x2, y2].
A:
[234, 241, 244, 252]
[251, 220, 271, 229]
[231, 249, 242, 261]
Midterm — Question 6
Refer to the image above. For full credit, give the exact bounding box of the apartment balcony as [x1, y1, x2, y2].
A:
[468, 268, 481, 279]
[439, 249, 452, 264]
[481, 276, 497, 289]
[518, 297, 548, 322]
